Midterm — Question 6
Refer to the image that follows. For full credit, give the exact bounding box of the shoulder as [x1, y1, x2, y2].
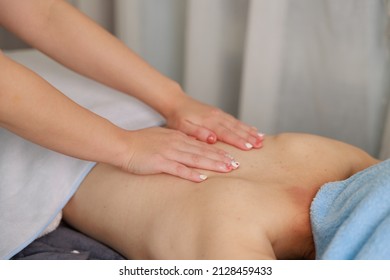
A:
[273, 133, 379, 175]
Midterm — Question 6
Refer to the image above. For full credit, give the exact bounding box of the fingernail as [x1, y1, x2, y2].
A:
[222, 163, 233, 171]
[231, 160, 240, 169]
[207, 135, 216, 144]
[258, 132, 265, 138]
[245, 143, 253, 149]
[199, 174, 208, 180]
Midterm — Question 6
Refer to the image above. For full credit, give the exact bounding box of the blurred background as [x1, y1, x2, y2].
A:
[1, 0, 390, 157]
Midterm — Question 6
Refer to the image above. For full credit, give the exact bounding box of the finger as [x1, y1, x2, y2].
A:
[180, 138, 236, 165]
[163, 129, 232, 163]
[160, 161, 208, 183]
[215, 118, 264, 148]
[226, 125, 263, 148]
[245, 127, 265, 148]
[168, 149, 236, 173]
[178, 120, 217, 144]
[239, 125, 265, 147]
[245, 132, 264, 148]
[213, 126, 258, 151]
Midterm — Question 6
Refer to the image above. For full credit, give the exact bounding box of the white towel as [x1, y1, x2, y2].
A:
[0, 50, 164, 259]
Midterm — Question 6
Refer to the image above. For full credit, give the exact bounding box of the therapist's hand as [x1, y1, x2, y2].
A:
[120, 126, 237, 182]
[166, 95, 264, 150]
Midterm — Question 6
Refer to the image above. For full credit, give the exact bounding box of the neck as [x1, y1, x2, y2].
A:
[271, 211, 315, 259]
[267, 186, 316, 260]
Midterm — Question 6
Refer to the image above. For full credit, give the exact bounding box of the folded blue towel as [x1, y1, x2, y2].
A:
[311, 159, 390, 259]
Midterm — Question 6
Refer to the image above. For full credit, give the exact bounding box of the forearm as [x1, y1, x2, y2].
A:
[0, 0, 182, 118]
[0, 52, 128, 167]
[0, 0, 264, 151]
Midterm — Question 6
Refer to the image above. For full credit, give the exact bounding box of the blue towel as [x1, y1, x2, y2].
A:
[310, 159, 390, 259]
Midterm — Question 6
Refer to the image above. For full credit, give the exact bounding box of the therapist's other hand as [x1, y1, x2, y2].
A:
[120, 127, 236, 182]
[166, 95, 264, 150]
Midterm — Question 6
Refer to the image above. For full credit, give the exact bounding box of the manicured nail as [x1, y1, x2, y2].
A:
[245, 143, 253, 149]
[258, 132, 265, 138]
[221, 163, 233, 171]
[199, 174, 208, 180]
[231, 160, 240, 169]
[207, 135, 216, 144]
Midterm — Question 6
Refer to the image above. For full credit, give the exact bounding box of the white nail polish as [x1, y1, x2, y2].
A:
[245, 143, 253, 149]
[199, 174, 208, 181]
[231, 160, 240, 169]
[258, 132, 265, 138]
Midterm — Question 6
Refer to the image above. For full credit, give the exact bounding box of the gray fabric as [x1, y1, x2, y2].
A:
[11, 223, 125, 260]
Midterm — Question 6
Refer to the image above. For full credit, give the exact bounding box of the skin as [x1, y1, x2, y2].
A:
[0, 0, 263, 182]
[63, 133, 379, 259]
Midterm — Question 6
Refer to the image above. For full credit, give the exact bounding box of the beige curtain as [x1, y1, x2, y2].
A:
[239, 0, 390, 156]
[114, 0, 186, 83]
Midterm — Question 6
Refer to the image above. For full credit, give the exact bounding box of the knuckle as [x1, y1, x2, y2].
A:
[177, 119, 188, 131]
[232, 119, 241, 129]
[191, 153, 201, 164]
[175, 164, 188, 176]
[219, 128, 231, 139]
[210, 108, 222, 115]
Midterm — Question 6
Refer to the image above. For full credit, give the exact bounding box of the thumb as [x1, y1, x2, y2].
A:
[179, 120, 217, 144]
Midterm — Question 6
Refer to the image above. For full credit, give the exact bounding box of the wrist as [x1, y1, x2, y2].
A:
[106, 128, 135, 170]
[152, 81, 187, 119]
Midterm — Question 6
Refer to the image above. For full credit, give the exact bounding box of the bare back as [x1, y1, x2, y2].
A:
[63, 133, 377, 259]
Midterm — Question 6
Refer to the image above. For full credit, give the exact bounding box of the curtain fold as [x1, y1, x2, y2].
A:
[240, 0, 389, 155]
[114, 0, 186, 83]
[183, 0, 249, 116]
[269, 0, 390, 156]
[239, 0, 288, 134]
